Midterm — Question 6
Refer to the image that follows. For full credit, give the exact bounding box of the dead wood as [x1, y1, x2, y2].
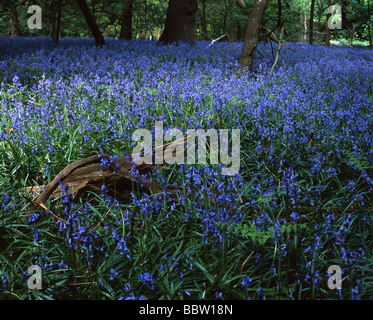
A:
[261, 26, 297, 52]
[269, 27, 284, 78]
[27, 137, 186, 217]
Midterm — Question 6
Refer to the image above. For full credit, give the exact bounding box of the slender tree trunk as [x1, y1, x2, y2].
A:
[325, 0, 331, 47]
[316, 3, 323, 44]
[9, 5, 22, 37]
[309, 0, 315, 44]
[49, 1, 56, 41]
[238, 0, 268, 70]
[341, 0, 348, 30]
[144, 0, 154, 39]
[237, 21, 242, 40]
[49, 0, 62, 42]
[201, 0, 207, 36]
[222, 0, 230, 35]
[56, 0, 62, 39]
[277, 0, 282, 27]
[76, 0, 105, 47]
[303, 3, 307, 42]
[226, 0, 235, 41]
[159, 0, 198, 44]
[325, 24, 330, 47]
[229, 21, 235, 41]
[349, 24, 355, 45]
[119, 0, 133, 40]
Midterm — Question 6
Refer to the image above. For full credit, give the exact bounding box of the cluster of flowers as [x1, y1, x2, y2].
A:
[1, 37, 372, 299]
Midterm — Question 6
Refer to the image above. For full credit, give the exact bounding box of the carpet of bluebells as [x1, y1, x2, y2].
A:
[0, 37, 373, 300]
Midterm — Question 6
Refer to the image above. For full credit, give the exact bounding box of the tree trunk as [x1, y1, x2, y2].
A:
[49, 1, 56, 41]
[56, 0, 62, 40]
[201, 0, 207, 36]
[325, 0, 331, 47]
[325, 25, 330, 47]
[49, 0, 62, 42]
[341, 0, 348, 30]
[238, 0, 268, 71]
[229, 21, 235, 41]
[76, 0, 105, 47]
[222, 0, 230, 35]
[159, 0, 198, 44]
[119, 0, 133, 40]
[9, 5, 22, 37]
[303, 2, 307, 42]
[277, 0, 282, 27]
[237, 21, 242, 40]
[309, 0, 315, 44]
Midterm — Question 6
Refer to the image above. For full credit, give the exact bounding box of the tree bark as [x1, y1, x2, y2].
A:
[341, 0, 348, 30]
[27, 137, 186, 217]
[119, 0, 133, 40]
[76, 0, 105, 47]
[303, 2, 307, 42]
[222, 0, 231, 35]
[229, 21, 235, 41]
[237, 21, 242, 40]
[200, 0, 207, 36]
[49, 0, 62, 42]
[9, 5, 22, 37]
[238, 0, 268, 71]
[309, 0, 315, 44]
[56, 0, 62, 40]
[159, 0, 198, 44]
[325, 0, 331, 47]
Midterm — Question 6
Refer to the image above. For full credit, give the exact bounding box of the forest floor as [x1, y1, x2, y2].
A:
[0, 37, 373, 300]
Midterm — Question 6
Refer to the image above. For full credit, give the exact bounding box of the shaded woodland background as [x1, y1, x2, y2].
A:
[1, 0, 372, 47]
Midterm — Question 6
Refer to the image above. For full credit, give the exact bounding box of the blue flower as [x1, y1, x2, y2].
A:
[241, 276, 252, 289]
[139, 272, 156, 290]
[109, 268, 118, 280]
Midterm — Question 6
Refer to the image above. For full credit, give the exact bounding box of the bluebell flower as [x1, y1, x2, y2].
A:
[139, 272, 155, 290]
[241, 276, 252, 289]
[28, 212, 39, 223]
[109, 268, 118, 280]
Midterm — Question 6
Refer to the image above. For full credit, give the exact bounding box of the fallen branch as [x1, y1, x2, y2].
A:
[261, 26, 297, 52]
[208, 34, 228, 46]
[198, 31, 228, 46]
[32, 201, 68, 223]
[331, 39, 352, 48]
[27, 137, 186, 217]
[269, 27, 284, 78]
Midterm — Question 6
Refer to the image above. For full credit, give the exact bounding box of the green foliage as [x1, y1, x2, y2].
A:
[1, 0, 371, 46]
[216, 220, 308, 246]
